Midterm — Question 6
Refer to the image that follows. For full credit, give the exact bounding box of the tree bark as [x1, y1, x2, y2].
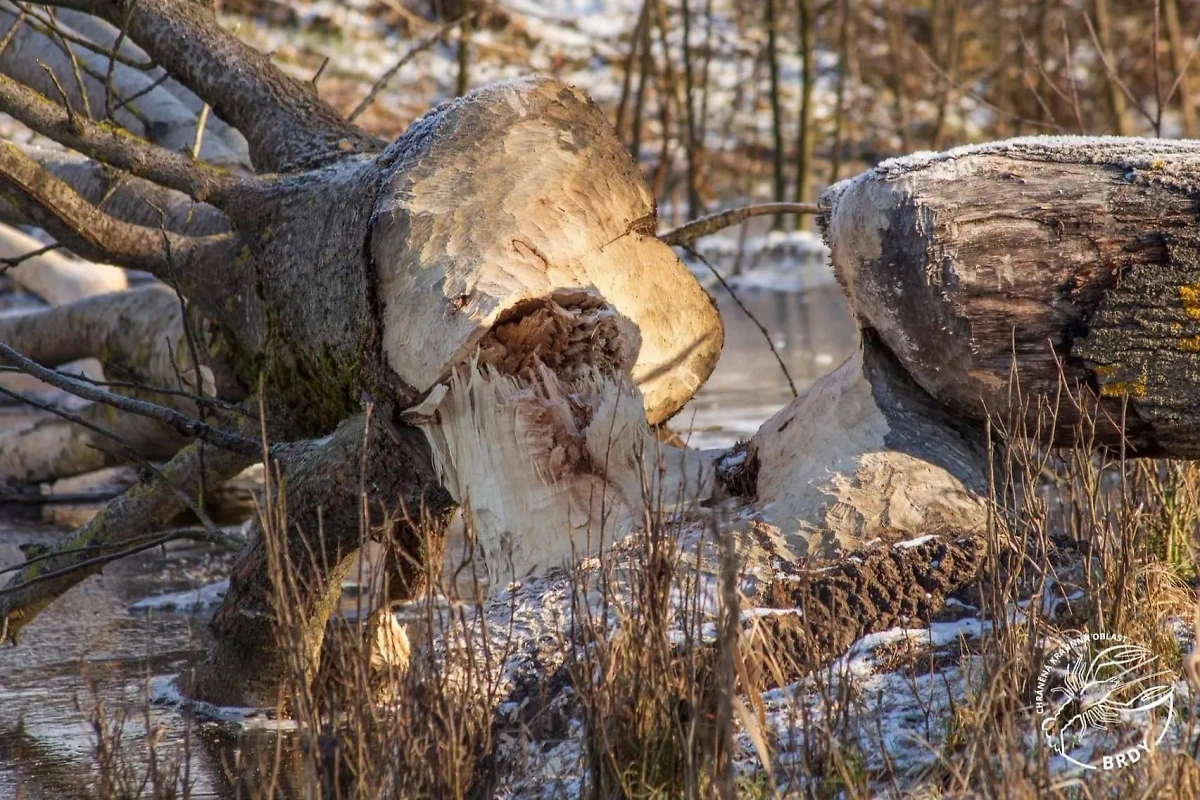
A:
[36, 0, 379, 171]
[187, 412, 452, 707]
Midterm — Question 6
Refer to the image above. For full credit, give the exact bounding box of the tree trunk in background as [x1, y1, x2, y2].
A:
[793, 0, 816, 227]
[1092, 0, 1130, 135]
[829, 0, 852, 183]
[884, 0, 912, 153]
[680, 0, 702, 220]
[1164, 0, 1196, 138]
[929, 0, 962, 150]
[765, 0, 785, 229]
[456, 0, 472, 97]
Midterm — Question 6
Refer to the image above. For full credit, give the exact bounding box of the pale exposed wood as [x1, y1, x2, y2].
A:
[745, 332, 989, 556]
[415, 361, 717, 584]
[373, 77, 723, 426]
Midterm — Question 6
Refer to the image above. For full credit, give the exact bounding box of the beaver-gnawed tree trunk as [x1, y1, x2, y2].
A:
[0, 0, 725, 704]
[5, 0, 1200, 708]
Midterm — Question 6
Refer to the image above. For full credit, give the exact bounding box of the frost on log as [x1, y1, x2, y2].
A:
[2, 0, 1200, 707]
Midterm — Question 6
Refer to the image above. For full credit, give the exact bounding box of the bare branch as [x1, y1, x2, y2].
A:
[0, 241, 60, 270]
[658, 202, 821, 247]
[0, 364, 252, 417]
[38, 0, 381, 172]
[15, 145, 230, 235]
[0, 71, 246, 206]
[349, 10, 477, 122]
[0, 527, 243, 585]
[683, 244, 796, 398]
[0, 7, 27, 57]
[0, 140, 237, 274]
[17, 2, 154, 70]
[0, 341, 265, 455]
[0, 439, 257, 643]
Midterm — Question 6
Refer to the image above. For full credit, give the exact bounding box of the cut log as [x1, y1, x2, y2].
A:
[371, 77, 722, 424]
[369, 78, 722, 582]
[822, 137, 1200, 456]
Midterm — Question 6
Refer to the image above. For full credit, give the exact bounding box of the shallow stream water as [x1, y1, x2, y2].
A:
[0, 283, 856, 797]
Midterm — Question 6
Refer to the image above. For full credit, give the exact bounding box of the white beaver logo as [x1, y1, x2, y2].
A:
[1036, 633, 1175, 770]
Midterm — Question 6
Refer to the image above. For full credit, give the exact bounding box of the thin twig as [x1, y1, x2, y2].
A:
[36, 59, 76, 128]
[349, 10, 479, 122]
[18, 2, 153, 70]
[42, 7, 92, 120]
[151, 202, 211, 501]
[0, 528, 242, 578]
[1154, 1, 1163, 137]
[0, 9, 28, 59]
[1083, 11, 1158, 131]
[0, 364, 253, 417]
[1163, 27, 1200, 109]
[0, 342, 264, 455]
[658, 202, 819, 247]
[0, 243, 61, 271]
[190, 103, 209, 160]
[0, 529, 238, 598]
[110, 71, 169, 116]
[682, 245, 796, 397]
[105, 0, 140, 120]
[310, 55, 330, 86]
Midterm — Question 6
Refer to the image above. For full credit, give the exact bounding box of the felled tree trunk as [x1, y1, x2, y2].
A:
[823, 138, 1200, 456]
[0, 36, 724, 704]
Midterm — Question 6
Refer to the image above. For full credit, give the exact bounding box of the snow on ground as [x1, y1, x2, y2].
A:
[130, 579, 230, 613]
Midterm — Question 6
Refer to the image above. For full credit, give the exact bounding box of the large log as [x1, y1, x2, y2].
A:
[822, 137, 1200, 456]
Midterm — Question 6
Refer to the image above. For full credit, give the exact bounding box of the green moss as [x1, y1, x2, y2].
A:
[217, 282, 363, 437]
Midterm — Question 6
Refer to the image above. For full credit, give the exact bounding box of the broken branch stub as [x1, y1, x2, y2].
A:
[822, 137, 1200, 456]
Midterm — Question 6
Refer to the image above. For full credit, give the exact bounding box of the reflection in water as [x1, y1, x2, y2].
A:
[0, 287, 858, 797]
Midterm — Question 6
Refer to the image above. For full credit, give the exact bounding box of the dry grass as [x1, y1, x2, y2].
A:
[69, 381, 1200, 799]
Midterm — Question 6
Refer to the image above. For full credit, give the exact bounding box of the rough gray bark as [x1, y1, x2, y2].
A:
[822, 138, 1200, 456]
[17, 148, 232, 235]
